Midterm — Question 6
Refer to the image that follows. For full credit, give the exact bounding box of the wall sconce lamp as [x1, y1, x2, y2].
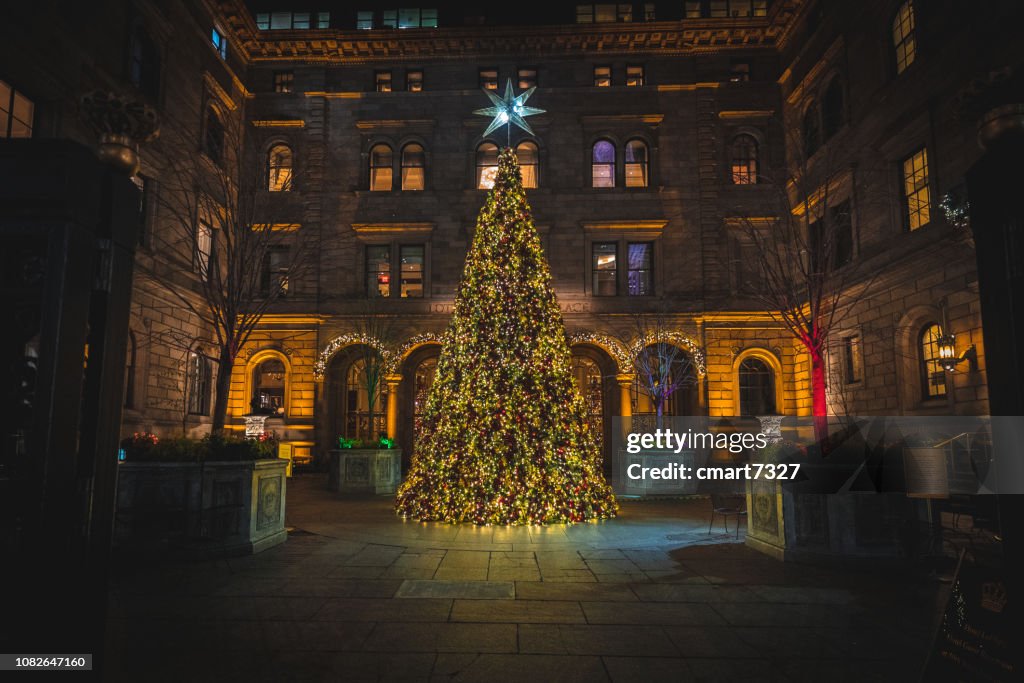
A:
[937, 333, 977, 373]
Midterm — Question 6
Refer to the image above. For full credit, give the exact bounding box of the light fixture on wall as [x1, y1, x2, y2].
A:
[936, 332, 977, 373]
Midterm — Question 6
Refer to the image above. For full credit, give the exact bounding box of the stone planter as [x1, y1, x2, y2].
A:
[615, 448, 702, 497]
[328, 449, 401, 495]
[114, 459, 287, 556]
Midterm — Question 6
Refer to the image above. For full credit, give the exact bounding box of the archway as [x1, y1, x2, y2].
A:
[399, 342, 442, 472]
[570, 343, 618, 474]
[325, 345, 390, 445]
[630, 343, 700, 431]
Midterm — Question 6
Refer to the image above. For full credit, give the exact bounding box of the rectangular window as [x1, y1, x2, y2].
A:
[643, 3, 656, 21]
[843, 335, 863, 384]
[831, 200, 854, 266]
[407, 70, 423, 92]
[627, 242, 653, 296]
[1, 80, 34, 138]
[753, 0, 768, 16]
[594, 65, 611, 87]
[617, 4, 633, 21]
[902, 148, 931, 230]
[261, 247, 290, 297]
[381, 10, 397, 28]
[211, 27, 227, 59]
[729, 61, 751, 82]
[518, 68, 537, 90]
[270, 12, 291, 29]
[400, 245, 425, 298]
[421, 9, 438, 27]
[273, 71, 294, 93]
[710, 1, 728, 18]
[893, 1, 916, 74]
[292, 12, 310, 29]
[729, 0, 753, 17]
[375, 70, 392, 92]
[357, 11, 374, 29]
[592, 243, 618, 296]
[195, 219, 212, 279]
[316, 12, 330, 28]
[576, 5, 593, 22]
[186, 352, 211, 416]
[398, 8, 420, 28]
[685, 2, 703, 18]
[626, 65, 644, 87]
[595, 4, 617, 22]
[367, 245, 391, 297]
[256, 13, 270, 30]
[479, 68, 498, 90]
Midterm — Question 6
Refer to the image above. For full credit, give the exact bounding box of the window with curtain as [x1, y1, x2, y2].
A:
[892, 1, 917, 74]
[624, 139, 648, 187]
[516, 141, 539, 188]
[369, 144, 393, 191]
[267, 143, 293, 191]
[401, 143, 425, 190]
[919, 323, 946, 399]
[592, 242, 618, 295]
[739, 357, 775, 415]
[592, 140, 616, 188]
[627, 242, 653, 295]
[476, 142, 499, 189]
[731, 134, 758, 184]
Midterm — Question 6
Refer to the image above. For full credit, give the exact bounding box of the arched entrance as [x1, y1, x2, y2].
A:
[570, 344, 618, 474]
[399, 343, 442, 472]
[630, 343, 700, 430]
[326, 346, 389, 445]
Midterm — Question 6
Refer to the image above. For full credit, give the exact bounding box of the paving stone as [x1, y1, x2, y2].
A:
[516, 581, 638, 602]
[395, 579, 515, 599]
[519, 624, 679, 656]
[446, 654, 610, 682]
[434, 566, 490, 581]
[439, 550, 492, 567]
[581, 601, 726, 626]
[601, 656, 693, 683]
[450, 599, 586, 624]
[315, 597, 453, 622]
[538, 568, 598, 582]
[630, 584, 758, 603]
[362, 622, 518, 653]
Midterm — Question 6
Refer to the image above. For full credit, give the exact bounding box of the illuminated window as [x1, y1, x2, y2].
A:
[643, 4, 656, 21]
[685, 1, 702, 18]
[203, 106, 224, 163]
[802, 102, 820, 157]
[344, 358, 386, 440]
[627, 242, 653, 296]
[0, 80, 34, 138]
[317, 12, 330, 28]
[902, 148, 931, 230]
[261, 247, 289, 297]
[710, 1, 728, 17]
[400, 245, 425, 297]
[195, 217, 212, 279]
[252, 358, 286, 415]
[919, 323, 946, 398]
[401, 143, 425, 191]
[592, 140, 615, 188]
[375, 71, 392, 92]
[211, 26, 227, 59]
[625, 139, 648, 187]
[128, 24, 161, 100]
[366, 245, 391, 297]
[381, 10, 397, 27]
[843, 335, 862, 384]
[369, 144, 393, 191]
[476, 142, 499, 189]
[592, 243, 618, 296]
[739, 357, 775, 415]
[626, 65, 644, 87]
[594, 65, 611, 87]
[479, 68, 498, 90]
[892, 1, 916, 74]
[357, 11, 374, 29]
[518, 67, 537, 90]
[576, 4, 628, 23]
[267, 144, 293, 192]
[406, 70, 423, 92]
[729, 61, 751, 82]
[273, 71, 294, 93]
[516, 141, 539, 189]
[187, 352, 212, 416]
[257, 11, 327, 30]
[822, 78, 845, 139]
[730, 134, 758, 184]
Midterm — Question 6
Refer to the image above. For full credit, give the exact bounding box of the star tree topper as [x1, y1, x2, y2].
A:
[474, 79, 545, 142]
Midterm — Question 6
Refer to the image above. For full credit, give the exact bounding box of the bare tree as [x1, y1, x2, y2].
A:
[624, 307, 700, 430]
[734, 122, 881, 447]
[140, 103, 315, 433]
[336, 302, 402, 443]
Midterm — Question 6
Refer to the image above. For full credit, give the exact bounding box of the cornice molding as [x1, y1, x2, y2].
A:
[581, 114, 664, 127]
[351, 222, 436, 239]
[251, 119, 305, 128]
[582, 220, 668, 234]
[355, 119, 435, 131]
[718, 110, 775, 120]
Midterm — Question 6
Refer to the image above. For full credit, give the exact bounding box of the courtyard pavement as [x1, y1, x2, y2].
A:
[104, 474, 941, 682]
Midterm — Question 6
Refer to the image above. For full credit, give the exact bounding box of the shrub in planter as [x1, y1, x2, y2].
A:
[119, 433, 278, 462]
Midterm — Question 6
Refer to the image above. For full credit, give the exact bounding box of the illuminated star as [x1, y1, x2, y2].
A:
[473, 79, 545, 139]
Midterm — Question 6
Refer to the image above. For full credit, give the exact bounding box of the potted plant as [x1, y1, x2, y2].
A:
[114, 433, 287, 556]
[328, 434, 401, 495]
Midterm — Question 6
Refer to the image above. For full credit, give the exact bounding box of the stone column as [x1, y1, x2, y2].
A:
[385, 373, 402, 442]
[616, 373, 634, 436]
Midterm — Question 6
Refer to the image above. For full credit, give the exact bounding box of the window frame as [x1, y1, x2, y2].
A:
[186, 351, 212, 416]
[591, 242, 619, 296]
[260, 245, 290, 297]
[919, 322, 947, 400]
[202, 105, 224, 164]
[366, 244, 392, 297]
[624, 139, 649, 188]
[625, 65, 645, 87]
[364, 242, 430, 299]
[626, 241, 654, 296]
[369, 143, 394, 191]
[517, 67, 538, 90]
[478, 68, 498, 90]
[843, 334, 863, 384]
[267, 143, 294, 192]
[892, 0, 917, 75]
[902, 147, 931, 231]
[211, 26, 228, 60]
[591, 139, 617, 188]
[516, 140, 539, 189]
[401, 142, 426, 191]
[0, 79, 35, 139]
[375, 70, 393, 93]
[738, 356, 776, 416]
[476, 141, 500, 189]
[406, 69, 424, 92]
[730, 133, 759, 185]
[593, 65, 612, 87]
[273, 71, 294, 93]
[399, 244, 426, 298]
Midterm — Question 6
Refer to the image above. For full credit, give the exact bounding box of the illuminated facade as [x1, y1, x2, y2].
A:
[5, 1, 1012, 468]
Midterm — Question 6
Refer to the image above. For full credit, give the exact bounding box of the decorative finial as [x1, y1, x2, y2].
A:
[473, 79, 545, 144]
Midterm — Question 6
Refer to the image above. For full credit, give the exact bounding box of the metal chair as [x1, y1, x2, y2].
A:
[709, 493, 748, 538]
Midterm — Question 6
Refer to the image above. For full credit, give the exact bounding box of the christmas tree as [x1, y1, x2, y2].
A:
[395, 148, 618, 525]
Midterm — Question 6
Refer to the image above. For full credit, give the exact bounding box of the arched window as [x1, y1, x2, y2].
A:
[267, 143, 293, 191]
[369, 144, 393, 191]
[128, 24, 160, 100]
[401, 143, 425, 190]
[624, 139, 648, 188]
[476, 142, 499, 189]
[919, 323, 947, 399]
[252, 358, 286, 415]
[516, 140, 539, 188]
[802, 103, 820, 158]
[730, 134, 759, 185]
[124, 332, 136, 409]
[592, 140, 615, 188]
[892, 1, 916, 74]
[203, 107, 224, 163]
[738, 357, 776, 416]
[822, 78, 845, 140]
[345, 358, 386, 440]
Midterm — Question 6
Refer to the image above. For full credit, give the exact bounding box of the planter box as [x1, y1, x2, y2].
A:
[114, 459, 287, 557]
[614, 448, 702, 497]
[328, 449, 401, 495]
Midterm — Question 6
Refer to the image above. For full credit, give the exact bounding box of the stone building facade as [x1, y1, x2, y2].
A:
[5, 0, 1016, 468]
